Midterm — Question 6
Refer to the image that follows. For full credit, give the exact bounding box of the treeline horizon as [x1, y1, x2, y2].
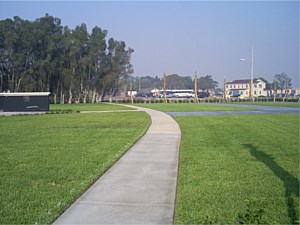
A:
[0, 15, 293, 103]
[0, 14, 134, 103]
[129, 74, 219, 93]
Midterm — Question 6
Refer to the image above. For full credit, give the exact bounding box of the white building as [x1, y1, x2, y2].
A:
[272, 87, 300, 97]
[225, 78, 268, 98]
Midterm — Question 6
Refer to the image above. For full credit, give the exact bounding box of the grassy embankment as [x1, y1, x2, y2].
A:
[174, 114, 299, 224]
[133, 103, 298, 223]
[0, 104, 150, 224]
[1, 103, 298, 224]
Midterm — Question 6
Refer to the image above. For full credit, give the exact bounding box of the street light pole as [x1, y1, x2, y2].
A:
[163, 73, 167, 104]
[240, 46, 254, 101]
[223, 76, 227, 102]
[250, 45, 254, 101]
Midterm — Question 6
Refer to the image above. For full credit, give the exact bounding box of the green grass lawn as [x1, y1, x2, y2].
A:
[50, 103, 134, 111]
[133, 103, 254, 112]
[174, 114, 299, 224]
[0, 111, 150, 224]
[227, 101, 300, 108]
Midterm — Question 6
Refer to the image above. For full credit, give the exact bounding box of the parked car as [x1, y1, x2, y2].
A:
[198, 92, 209, 98]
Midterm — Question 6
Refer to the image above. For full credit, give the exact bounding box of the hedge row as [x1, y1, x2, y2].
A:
[114, 97, 299, 104]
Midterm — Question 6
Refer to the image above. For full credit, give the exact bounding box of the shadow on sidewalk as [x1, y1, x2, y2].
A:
[243, 144, 299, 224]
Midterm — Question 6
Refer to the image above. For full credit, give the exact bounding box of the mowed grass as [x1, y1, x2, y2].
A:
[134, 103, 254, 112]
[50, 103, 134, 111]
[0, 111, 150, 224]
[175, 114, 299, 224]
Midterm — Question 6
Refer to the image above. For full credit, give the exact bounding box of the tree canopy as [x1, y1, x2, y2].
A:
[273, 72, 292, 95]
[0, 14, 134, 103]
[198, 75, 219, 93]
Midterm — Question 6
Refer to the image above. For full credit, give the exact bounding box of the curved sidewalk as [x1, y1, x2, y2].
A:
[53, 106, 181, 224]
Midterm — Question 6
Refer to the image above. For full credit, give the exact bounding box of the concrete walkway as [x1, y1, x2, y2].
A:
[53, 106, 181, 224]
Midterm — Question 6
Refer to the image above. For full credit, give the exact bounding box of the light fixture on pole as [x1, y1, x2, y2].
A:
[240, 45, 254, 101]
[250, 46, 254, 101]
[223, 76, 227, 102]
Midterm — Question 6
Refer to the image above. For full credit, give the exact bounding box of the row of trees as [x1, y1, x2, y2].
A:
[130, 74, 219, 93]
[0, 14, 134, 103]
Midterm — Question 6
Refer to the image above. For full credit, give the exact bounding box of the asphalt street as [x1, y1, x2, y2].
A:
[167, 103, 299, 117]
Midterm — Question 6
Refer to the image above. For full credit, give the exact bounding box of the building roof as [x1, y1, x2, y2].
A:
[0, 92, 51, 97]
[230, 88, 248, 91]
[227, 78, 267, 85]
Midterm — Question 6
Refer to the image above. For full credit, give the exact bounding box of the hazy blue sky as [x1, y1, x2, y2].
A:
[0, 1, 299, 87]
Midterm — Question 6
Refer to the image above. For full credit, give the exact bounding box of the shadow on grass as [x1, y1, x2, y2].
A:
[244, 144, 299, 224]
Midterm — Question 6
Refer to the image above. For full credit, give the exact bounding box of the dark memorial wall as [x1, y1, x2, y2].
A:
[0, 93, 50, 112]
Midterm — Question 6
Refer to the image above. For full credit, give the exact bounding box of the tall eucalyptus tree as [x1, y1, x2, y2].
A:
[0, 14, 134, 103]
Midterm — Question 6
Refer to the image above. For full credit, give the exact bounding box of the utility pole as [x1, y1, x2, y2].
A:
[194, 72, 199, 103]
[163, 73, 167, 103]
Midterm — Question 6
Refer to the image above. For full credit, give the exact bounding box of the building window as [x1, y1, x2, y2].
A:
[246, 85, 248, 88]
[259, 84, 262, 88]
[254, 91, 257, 95]
[234, 85, 236, 88]
[226, 85, 229, 88]
[230, 85, 232, 88]
[246, 91, 248, 95]
[240, 91, 243, 95]
[254, 84, 257, 88]
[259, 91, 261, 95]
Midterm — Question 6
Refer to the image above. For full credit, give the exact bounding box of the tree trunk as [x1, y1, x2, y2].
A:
[53, 94, 57, 104]
[11, 67, 15, 92]
[98, 93, 103, 103]
[108, 95, 112, 103]
[108, 87, 116, 103]
[83, 89, 88, 103]
[92, 89, 97, 103]
[76, 94, 81, 104]
[97, 93, 103, 103]
[60, 92, 65, 104]
[68, 86, 72, 104]
[16, 77, 22, 92]
[60, 82, 64, 104]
